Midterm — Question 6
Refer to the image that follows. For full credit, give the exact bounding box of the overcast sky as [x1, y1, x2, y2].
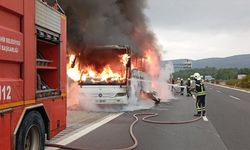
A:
[145, 0, 250, 60]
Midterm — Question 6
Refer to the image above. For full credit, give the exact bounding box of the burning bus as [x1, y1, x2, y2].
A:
[67, 45, 160, 105]
[68, 45, 132, 104]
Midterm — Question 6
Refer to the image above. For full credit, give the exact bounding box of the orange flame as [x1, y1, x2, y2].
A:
[144, 50, 160, 79]
[120, 54, 130, 66]
[145, 53, 152, 64]
[67, 55, 81, 81]
[67, 54, 128, 84]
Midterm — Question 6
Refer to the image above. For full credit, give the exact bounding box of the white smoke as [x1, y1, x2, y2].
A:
[123, 78, 154, 111]
[67, 78, 99, 111]
[67, 63, 174, 112]
[67, 80, 79, 109]
[67, 78, 153, 112]
[151, 62, 174, 101]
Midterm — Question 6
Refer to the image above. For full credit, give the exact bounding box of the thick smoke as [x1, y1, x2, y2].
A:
[53, 0, 161, 65]
[48, 0, 169, 111]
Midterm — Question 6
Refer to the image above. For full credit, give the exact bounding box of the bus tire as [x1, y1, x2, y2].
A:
[16, 111, 45, 150]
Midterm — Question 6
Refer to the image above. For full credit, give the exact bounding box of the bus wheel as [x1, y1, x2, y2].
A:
[16, 111, 45, 150]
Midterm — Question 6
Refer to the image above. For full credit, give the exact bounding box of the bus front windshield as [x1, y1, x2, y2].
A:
[78, 48, 129, 85]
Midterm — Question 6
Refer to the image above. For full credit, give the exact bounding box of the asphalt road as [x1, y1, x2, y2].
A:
[55, 95, 226, 150]
[47, 84, 250, 150]
[206, 84, 250, 150]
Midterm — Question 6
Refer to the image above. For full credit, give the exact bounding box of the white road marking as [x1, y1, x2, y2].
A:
[203, 116, 209, 121]
[206, 82, 250, 94]
[47, 113, 123, 150]
[153, 108, 169, 111]
[216, 90, 222, 93]
[229, 95, 241, 100]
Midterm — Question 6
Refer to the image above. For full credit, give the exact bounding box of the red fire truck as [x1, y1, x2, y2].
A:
[0, 0, 67, 149]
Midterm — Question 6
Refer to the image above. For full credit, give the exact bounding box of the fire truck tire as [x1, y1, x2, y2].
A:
[16, 111, 45, 150]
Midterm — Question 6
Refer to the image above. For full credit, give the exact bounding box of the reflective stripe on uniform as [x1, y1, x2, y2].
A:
[202, 107, 206, 111]
[196, 103, 202, 112]
[197, 92, 206, 96]
[197, 84, 206, 96]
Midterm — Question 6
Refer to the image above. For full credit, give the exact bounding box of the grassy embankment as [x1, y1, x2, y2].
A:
[225, 75, 250, 90]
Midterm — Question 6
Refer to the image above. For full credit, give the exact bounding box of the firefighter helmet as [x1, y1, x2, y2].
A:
[193, 72, 201, 79]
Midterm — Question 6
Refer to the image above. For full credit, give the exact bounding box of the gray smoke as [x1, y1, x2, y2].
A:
[50, 0, 160, 59]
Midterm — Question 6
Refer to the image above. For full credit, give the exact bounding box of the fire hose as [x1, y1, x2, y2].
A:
[46, 82, 201, 149]
[45, 112, 202, 150]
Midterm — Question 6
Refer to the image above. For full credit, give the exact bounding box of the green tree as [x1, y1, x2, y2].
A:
[215, 68, 238, 80]
[239, 68, 250, 75]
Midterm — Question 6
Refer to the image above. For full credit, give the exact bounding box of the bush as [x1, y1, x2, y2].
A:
[238, 75, 250, 88]
[226, 79, 239, 86]
[226, 75, 250, 89]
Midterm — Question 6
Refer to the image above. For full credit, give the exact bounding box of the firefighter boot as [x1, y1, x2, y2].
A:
[193, 112, 201, 117]
[202, 111, 206, 116]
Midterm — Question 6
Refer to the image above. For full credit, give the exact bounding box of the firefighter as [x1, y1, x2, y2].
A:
[186, 78, 191, 96]
[171, 78, 175, 92]
[180, 78, 184, 95]
[193, 73, 206, 116]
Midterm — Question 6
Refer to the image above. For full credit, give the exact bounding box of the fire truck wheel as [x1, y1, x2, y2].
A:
[16, 111, 45, 150]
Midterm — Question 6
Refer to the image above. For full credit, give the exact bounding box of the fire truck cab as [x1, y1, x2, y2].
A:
[0, 0, 67, 149]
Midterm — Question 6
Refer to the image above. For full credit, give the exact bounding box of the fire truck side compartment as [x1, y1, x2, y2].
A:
[0, 0, 67, 149]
